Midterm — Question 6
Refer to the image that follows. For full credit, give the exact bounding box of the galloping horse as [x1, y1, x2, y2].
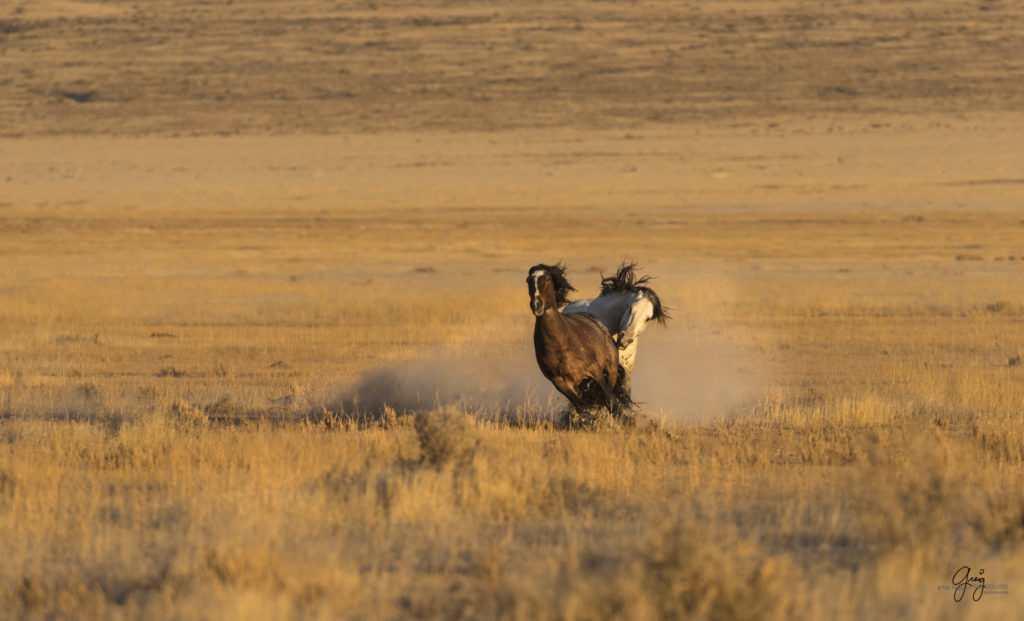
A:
[527, 263, 627, 416]
[562, 262, 668, 396]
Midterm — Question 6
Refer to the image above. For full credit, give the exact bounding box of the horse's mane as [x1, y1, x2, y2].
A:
[529, 262, 576, 308]
[642, 287, 670, 325]
[600, 261, 670, 325]
[600, 261, 652, 293]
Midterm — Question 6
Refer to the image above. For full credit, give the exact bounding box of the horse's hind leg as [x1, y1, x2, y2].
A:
[613, 364, 635, 414]
[603, 384, 617, 415]
[616, 364, 631, 397]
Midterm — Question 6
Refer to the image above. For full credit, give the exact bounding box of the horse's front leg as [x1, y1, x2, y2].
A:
[550, 375, 586, 413]
[596, 369, 617, 414]
[614, 344, 637, 411]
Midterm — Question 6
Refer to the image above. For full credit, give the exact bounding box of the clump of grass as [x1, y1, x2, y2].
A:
[379, 404, 415, 430]
[156, 366, 188, 378]
[986, 300, 1016, 314]
[413, 407, 478, 469]
[165, 399, 208, 430]
[77, 382, 100, 400]
[307, 406, 343, 431]
[204, 396, 250, 423]
[624, 524, 798, 621]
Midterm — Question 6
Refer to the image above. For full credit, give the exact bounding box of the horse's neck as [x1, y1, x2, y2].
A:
[535, 309, 572, 345]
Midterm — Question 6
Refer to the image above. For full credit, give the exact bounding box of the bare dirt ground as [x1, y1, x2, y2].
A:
[2, 0, 1024, 619]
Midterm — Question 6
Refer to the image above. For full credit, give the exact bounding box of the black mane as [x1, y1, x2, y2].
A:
[600, 261, 651, 293]
[642, 287, 670, 325]
[529, 262, 576, 308]
[600, 261, 669, 325]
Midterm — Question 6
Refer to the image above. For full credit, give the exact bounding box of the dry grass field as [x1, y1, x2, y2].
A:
[3, 0, 1024, 619]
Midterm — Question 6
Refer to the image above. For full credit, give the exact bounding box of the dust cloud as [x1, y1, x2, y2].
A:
[629, 325, 758, 423]
[339, 323, 756, 424]
[340, 341, 558, 420]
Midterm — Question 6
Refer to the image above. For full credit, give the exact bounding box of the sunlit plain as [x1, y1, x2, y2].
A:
[3, 0, 1024, 619]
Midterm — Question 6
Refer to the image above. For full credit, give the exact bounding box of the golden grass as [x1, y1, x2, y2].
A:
[2, 400, 1022, 619]
[1, 202, 1022, 619]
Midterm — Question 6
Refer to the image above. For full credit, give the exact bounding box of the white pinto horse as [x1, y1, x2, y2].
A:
[562, 262, 668, 397]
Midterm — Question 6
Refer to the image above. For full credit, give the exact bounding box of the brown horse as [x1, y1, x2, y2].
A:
[527, 263, 628, 415]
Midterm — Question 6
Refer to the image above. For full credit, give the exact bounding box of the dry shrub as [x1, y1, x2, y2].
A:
[985, 300, 1015, 314]
[156, 366, 188, 378]
[165, 399, 208, 431]
[7, 577, 108, 621]
[413, 407, 479, 469]
[204, 396, 249, 422]
[632, 525, 798, 621]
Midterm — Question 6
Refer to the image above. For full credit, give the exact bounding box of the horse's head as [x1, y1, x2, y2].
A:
[527, 263, 575, 316]
[616, 287, 669, 349]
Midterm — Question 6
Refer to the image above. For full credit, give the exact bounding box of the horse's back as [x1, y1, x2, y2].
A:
[561, 298, 593, 317]
[562, 296, 622, 335]
[563, 310, 612, 339]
